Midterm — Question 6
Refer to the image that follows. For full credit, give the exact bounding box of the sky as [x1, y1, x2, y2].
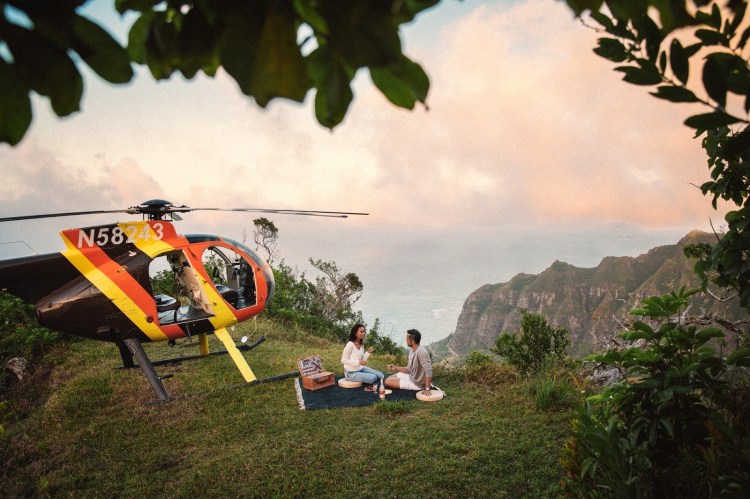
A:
[0, 0, 734, 342]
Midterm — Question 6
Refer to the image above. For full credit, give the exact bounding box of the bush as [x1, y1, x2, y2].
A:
[527, 376, 575, 412]
[0, 292, 62, 364]
[562, 287, 750, 497]
[492, 310, 570, 376]
[264, 261, 399, 352]
[463, 350, 494, 367]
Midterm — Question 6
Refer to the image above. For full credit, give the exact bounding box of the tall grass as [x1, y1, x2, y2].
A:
[1, 318, 571, 497]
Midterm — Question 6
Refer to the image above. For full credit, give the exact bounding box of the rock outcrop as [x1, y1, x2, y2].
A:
[430, 231, 747, 360]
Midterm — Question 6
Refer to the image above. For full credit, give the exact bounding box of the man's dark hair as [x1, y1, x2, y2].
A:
[407, 329, 421, 345]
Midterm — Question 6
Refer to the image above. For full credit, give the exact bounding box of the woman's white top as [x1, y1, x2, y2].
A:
[341, 341, 370, 372]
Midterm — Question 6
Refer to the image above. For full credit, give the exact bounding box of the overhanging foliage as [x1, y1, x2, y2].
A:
[0, 0, 438, 145]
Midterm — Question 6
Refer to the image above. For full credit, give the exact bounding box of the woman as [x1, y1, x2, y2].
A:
[341, 323, 384, 392]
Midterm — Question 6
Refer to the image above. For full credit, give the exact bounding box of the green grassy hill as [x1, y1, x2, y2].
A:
[1, 318, 571, 497]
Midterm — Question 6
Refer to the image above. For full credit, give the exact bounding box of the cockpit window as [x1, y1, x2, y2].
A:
[202, 245, 257, 309]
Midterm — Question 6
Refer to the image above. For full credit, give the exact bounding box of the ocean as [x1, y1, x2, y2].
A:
[298, 225, 698, 348]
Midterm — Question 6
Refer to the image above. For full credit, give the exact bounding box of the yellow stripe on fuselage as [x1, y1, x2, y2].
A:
[60, 232, 169, 342]
[125, 222, 174, 258]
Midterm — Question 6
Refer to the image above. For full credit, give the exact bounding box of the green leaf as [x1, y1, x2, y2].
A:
[728, 2, 747, 35]
[593, 38, 628, 62]
[639, 14, 663, 61]
[727, 348, 750, 364]
[4, 24, 83, 116]
[317, 0, 402, 68]
[615, 65, 662, 85]
[695, 28, 728, 46]
[607, 0, 648, 20]
[565, 0, 604, 17]
[703, 56, 728, 108]
[739, 26, 750, 50]
[589, 10, 613, 30]
[370, 56, 429, 109]
[126, 10, 156, 64]
[71, 15, 133, 84]
[250, 3, 310, 105]
[224, 3, 309, 106]
[307, 46, 354, 129]
[669, 39, 689, 84]
[653, 0, 694, 32]
[115, 0, 161, 14]
[650, 85, 699, 103]
[684, 112, 740, 130]
[622, 331, 652, 341]
[0, 59, 32, 146]
[144, 14, 181, 79]
[178, 7, 219, 78]
[293, 0, 330, 36]
[695, 327, 724, 343]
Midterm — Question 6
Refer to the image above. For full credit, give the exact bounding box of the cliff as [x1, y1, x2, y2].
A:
[430, 230, 747, 360]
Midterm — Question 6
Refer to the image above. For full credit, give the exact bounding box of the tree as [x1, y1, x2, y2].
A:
[309, 258, 363, 322]
[0, 0, 438, 146]
[563, 1, 750, 311]
[492, 310, 570, 376]
[250, 217, 279, 265]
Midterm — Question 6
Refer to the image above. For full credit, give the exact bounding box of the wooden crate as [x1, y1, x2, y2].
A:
[297, 355, 335, 391]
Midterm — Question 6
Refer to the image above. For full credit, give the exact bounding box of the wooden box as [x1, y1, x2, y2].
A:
[297, 355, 335, 391]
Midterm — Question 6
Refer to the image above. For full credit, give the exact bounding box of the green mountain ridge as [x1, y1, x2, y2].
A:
[429, 230, 747, 361]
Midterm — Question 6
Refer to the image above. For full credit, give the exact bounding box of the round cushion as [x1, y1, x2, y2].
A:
[416, 389, 444, 402]
[338, 378, 362, 388]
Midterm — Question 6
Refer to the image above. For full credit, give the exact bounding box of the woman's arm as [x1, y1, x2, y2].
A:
[341, 342, 364, 369]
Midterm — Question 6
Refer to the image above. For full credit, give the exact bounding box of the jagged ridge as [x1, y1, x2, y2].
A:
[430, 230, 746, 360]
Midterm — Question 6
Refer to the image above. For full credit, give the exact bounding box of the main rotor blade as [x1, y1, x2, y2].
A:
[187, 208, 369, 218]
[0, 209, 133, 222]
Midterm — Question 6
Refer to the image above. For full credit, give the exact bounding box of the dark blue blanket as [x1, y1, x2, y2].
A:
[295, 377, 419, 410]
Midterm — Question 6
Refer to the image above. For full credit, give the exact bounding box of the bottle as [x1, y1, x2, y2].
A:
[379, 380, 385, 400]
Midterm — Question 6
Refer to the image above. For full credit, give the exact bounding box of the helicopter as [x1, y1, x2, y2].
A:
[0, 199, 367, 402]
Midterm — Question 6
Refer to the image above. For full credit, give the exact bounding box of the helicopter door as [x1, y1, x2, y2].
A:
[148, 250, 214, 325]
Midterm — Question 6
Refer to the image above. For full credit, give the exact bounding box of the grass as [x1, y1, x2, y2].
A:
[1, 318, 573, 498]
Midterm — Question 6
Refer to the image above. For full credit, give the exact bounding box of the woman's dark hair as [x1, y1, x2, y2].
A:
[348, 323, 365, 343]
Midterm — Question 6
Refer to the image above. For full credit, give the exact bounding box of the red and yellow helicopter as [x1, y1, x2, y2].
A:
[0, 200, 367, 402]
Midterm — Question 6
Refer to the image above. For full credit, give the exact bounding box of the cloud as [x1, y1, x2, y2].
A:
[344, 0, 725, 230]
[0, 0, 728, 250]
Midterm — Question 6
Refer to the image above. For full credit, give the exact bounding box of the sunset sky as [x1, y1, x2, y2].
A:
[0, 0, 730, 341]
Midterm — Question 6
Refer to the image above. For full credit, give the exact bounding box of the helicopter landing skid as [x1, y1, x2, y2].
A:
[122, 338, 170, 401]
[118, 335, 286, 403]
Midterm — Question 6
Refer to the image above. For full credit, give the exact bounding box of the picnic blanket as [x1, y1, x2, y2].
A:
[295, 376, 428, 410]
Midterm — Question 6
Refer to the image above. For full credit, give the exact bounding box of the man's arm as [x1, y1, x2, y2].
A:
[419, 348, 433, 391]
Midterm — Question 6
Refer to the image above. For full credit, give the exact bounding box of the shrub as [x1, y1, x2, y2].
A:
[527, 376, 575, 412]
[492, 310, 570, 376]
[463, 350, 494, 367]
[562, 287, 750, 497]
[0, 292, 62, 364]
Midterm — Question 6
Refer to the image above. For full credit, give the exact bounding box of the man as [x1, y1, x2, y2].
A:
[385, 329, 432, 393]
